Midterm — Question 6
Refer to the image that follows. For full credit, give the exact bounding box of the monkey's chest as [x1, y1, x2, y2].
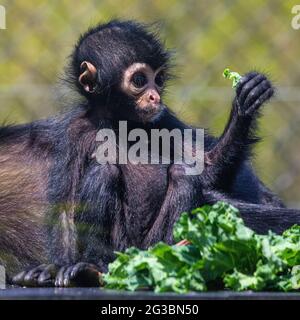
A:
[120, 164, 169, 245]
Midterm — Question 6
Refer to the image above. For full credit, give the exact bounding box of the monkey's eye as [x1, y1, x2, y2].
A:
[131, 72, 147, 88]
[155, 71, 165, 87]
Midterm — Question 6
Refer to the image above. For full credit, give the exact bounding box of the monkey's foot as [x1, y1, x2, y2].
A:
[12, 262, 102, 288]
[54, 262, 102, 287]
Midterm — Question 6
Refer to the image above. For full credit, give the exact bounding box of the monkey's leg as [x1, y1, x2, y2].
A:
[40, 164, 122, 287]
[204, 72, 274, 189]
[203, 190, 300, 234]
[54, 164, 124, 287]
[13, 164, 124, 287]
[143, 164, 203, 247]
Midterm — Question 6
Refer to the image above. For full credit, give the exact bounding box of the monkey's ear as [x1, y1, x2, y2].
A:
[79, 61, 97, 93]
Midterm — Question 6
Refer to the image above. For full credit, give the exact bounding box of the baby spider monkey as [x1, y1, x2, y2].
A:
[0, 20, 298, 288]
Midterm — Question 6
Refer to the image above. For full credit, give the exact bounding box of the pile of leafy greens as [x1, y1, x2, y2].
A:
[103, 202, 300, 293]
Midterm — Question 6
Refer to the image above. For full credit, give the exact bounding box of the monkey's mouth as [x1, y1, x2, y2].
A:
[137, 104, 165, 122]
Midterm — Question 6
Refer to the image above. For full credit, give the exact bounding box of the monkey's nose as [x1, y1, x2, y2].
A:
[148, 91, 160, 105]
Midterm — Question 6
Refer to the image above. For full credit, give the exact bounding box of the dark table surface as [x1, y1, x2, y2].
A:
[1, 288, 300, 300]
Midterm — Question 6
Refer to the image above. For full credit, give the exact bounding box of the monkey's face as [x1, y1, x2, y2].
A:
[79, 61, 166, 123]
[75, 20, 172, 123]
[120, 63, 166, 123]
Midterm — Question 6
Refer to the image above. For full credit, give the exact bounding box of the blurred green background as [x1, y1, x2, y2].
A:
[0, 0, 300, 206]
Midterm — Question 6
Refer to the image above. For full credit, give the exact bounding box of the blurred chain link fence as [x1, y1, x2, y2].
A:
[0, 0, 300, 206]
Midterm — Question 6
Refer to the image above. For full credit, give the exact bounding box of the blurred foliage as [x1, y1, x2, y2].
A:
[0, 0, 300, 205]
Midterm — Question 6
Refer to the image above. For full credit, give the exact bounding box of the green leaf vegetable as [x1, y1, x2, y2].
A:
[103, 202, 300, 293]
[223, 68, 242, 88]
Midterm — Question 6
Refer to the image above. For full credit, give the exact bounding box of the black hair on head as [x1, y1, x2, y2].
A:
[69, 20, 172, 98]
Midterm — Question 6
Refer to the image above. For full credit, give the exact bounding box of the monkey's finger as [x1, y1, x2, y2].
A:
[243, 80, 272, 109]
[23, 264, 47, 287]
[55, 266, 69, 287]
[12, 270, 27, 286]
[236, 72, 258, 96]
[245, 88, 274, 116]
[238, 74, 266, 105]
[38, 264, 58, 287]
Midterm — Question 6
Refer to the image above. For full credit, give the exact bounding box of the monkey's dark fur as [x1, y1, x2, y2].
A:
[1, 20, 300, 287]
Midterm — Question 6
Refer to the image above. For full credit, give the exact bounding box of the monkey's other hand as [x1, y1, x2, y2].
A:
[54, 262, 102, 288]
[234, 72, 274, 116]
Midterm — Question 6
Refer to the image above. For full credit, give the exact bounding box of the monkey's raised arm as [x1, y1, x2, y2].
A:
[203, 72, 274, 189]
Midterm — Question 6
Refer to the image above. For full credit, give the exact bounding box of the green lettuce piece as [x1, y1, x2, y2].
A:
[276, 266, 300, 291]
[223, 68, 242, 88]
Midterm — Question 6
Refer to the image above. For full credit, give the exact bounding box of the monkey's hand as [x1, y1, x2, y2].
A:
[234, 72, 274, 116]
[12, 262, 102, 288]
